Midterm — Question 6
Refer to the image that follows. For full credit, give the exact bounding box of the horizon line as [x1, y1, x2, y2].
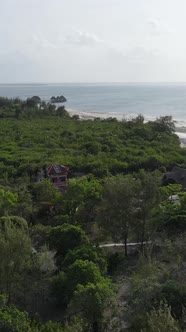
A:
[1, 81, 186, 85]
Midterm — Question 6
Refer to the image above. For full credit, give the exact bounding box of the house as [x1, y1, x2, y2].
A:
[44, 164, 69, 193]
[162, 166, 186, 190]
[45, 164, 69, 192]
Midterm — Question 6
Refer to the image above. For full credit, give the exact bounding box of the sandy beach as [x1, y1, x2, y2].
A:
[67, 108, 128, 121]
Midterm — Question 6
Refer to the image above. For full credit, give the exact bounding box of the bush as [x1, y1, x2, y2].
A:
[161, 280, 186, 319]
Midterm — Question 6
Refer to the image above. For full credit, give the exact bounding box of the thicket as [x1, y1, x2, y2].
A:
[0, 97, 185, 331]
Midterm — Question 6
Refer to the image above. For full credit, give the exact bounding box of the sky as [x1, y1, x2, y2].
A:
[1, 0, 186, 83]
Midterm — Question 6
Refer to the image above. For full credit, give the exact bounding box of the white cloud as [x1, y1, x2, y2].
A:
[147, 18, 171, 36]
[64, 31, 104, 47]
[0, 0, 186, 82]
[147, 18, 160, 35]
[31, 34, 57, 49]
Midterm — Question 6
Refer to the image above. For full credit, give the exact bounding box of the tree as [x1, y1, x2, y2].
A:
[48, 224, 89, 260]
[50, 260, 103, 306]
[151, 116, 176, 134]
[62, 245, 107, 275]
[13, 186, 33, 220]
[128, 253, 172, 315]
[47, 103, 56, 113]
[68, 280, 116, 332]
[0, 215, 28, 232]
[0, 226, 32, 302]
[62, 176, 102, 224]
[30, 224, 52, 249]
[134, 170, 160, 248]
[35, 321, 63, 332]
[0, 189, 18, 216]
[15, 106, 22, 119]
[155, 190, 186, 237]
[26, 96, 41, 107]
[35, 316, 86, 332]
[56, 107, 70, 117]
[142, 303, 181, 332]
[33, 179, 62, 204]
[98, 175, 140, 256]
[0, 295, 32, 332]
[33, 179, 63, 217]
[130, 265, 162, 315]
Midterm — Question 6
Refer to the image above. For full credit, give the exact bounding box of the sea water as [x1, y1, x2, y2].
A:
[1, 83, 186, 128]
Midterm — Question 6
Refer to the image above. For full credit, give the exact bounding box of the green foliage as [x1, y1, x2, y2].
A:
[0, 227, 32, 300]
[49, 214, 70, 226]
[62, 245, 107, 274]
[130, 270, 162, 313]
[160, 280, 186, 319]
[62, 176, 102, 224]
[36, 318, 85, 332]
[35, 320, 64, 332]
[13, 186, 33, 220]
[0, 113, 184, 182]
[133, 170, 160, 244]
[106, 252, 126, 274]
[30, 224, 51, 249]
[0, 215, 28, 232]
[151, 116, 176, 134]
[161, 184, 183, 198]
[156, 198, 186, 236]
[0, 99, 186, 330]
[0, 189, 18, 216]
[33, 179, 62, 204]
[48, 224, 89, 258]
[142, 303, 181, 332]
[129, 256, 169, 318]
[0, 295, 32, 332]
[98, 174, 141, 256]
[97, 170, 161, 254]
[51, 260, 103, 306]
[68, 280, 116, 331]
[56, 106, 70, 118]
[129, 253, 186, 330]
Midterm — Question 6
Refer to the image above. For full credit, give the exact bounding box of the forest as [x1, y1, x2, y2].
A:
[0, 96, 185, 331]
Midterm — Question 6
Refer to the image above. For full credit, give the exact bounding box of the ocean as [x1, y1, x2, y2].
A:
[1, 83, 186, 128]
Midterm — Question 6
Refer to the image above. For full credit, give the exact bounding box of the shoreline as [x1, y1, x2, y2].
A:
[66, 108, 186, 147]
[66, 108, 128, 121]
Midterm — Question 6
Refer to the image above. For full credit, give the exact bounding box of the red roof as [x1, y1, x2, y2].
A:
[47, 164, 69, 175]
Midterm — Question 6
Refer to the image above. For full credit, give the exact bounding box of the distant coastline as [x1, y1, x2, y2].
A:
[1, 82, 186, 144]
[66, 108, 128, 121]
[66, 108, 186, 147]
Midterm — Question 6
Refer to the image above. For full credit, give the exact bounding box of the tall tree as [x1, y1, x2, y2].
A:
[98, 175, 140, 256]
[69, 280, 116, 332]
[62, 176, 102, 224]
[134, 170, 160, 248]
[0, 226, 32, 302]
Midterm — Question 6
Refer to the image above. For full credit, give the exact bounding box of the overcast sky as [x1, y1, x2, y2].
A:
[1, 0, 186, 83]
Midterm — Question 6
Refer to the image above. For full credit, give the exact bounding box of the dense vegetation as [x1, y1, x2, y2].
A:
[0, 96, 185, 331]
